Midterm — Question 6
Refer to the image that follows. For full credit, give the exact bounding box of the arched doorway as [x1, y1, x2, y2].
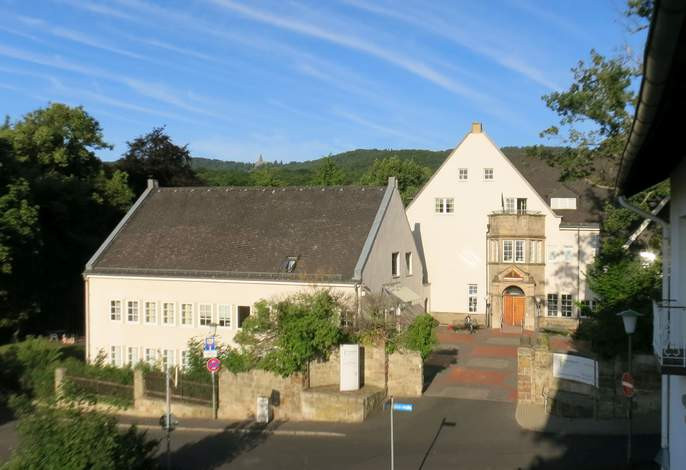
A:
[503, 286, 525, 326]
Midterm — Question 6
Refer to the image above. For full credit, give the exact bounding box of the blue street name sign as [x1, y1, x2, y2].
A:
[393, 403, 414, 412]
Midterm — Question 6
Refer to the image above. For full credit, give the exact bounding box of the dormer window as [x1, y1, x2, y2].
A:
[550, 198, 577, 209]
[283, 256, 298, 273]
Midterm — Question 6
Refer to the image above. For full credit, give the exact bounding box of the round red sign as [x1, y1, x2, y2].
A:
[207, 357, 221, 373]
[621, 372, 635, 398]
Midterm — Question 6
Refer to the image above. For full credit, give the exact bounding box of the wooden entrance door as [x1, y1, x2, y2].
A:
[503, 295, 525, 326]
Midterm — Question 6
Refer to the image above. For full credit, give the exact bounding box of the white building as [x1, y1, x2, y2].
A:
[84, 177, 426, 367]
[616, 2, 686, 467]
[407, 123, 603, 331]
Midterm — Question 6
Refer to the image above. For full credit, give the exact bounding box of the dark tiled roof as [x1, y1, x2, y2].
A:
[89, 186, 386, 281]
[505, 154, 608, 225]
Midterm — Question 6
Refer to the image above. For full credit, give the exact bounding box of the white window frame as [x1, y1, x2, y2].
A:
[127, 346, 138, 366]
[547, 294, 558, 316]
[180, 303, 194, 326]
[391, 252, 400, 277]
[468, 284, 477, 313]
[434, 197, 454, 214]
[127, 300, 139, 323]
[561, 294, 573, 317]
[162, 302, 175, 326]
[199, 303, 213, 326]
[144, 348, 158, 365]
[515, 240, 525, 263]
[218, 304, 232, 328]
[110, 300, 122, 321]
[109, 345, 121, 367]
[180, 350, 190, 370]
[484, 168, 493, 181]
[144, 301, 157, 325]
[162, 349, 175, 369]
[458, 168, 468, 180]
[505, 197, 515, 213]
[517, 198, 527, 214]
[550, 197, 577, 209]
[237, 305, 251, 329]
[503, 240, 513, 262]
[405, 252, 413, 276]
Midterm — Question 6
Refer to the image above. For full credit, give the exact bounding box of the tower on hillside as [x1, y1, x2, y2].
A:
[254, 154, 265, 168]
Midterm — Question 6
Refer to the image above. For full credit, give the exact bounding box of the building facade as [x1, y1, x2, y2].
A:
[84, 178, 426, 367]
[407, 123, 602, 330]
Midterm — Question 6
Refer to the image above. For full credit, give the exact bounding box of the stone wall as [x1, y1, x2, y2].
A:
[362, 345, 387, 388]
[309, 349, 340, 388]
[537, 316, 580, 333]
[518, 342, 661, 418]
[300, 385, 385, 422]
[431, 312, 487, 326]
[388, 351, 423, 397]
[218, 369, 307, 421]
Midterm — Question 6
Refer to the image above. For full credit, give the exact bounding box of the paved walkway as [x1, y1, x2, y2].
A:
[424, 326, 530, 402]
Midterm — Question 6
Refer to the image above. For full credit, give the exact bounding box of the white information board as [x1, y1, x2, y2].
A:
[552, 353, 598, 388]
[340, 344, 360, 391]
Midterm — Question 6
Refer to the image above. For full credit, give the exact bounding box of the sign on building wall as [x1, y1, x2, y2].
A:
[552, 353, 598, 388]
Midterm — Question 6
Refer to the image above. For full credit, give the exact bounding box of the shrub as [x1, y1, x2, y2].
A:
[399, 314, 439, 360]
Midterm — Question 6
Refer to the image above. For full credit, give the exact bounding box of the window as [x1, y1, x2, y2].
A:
[127, 301, 139, 323]
[531, 240, 543, 263]
[180, 350, 190, 370]
[391, 252, 400, 277]
[550, 197, 577, 210]
[181, 303, 193, 325]
[199, 304, 213, 326]
[110, 300, 121, 321]
[434, 197, 454, 213]
[561, 294, 573, 317]
[458, 168, 468, 180]
[162, 349, 175, 369]
[162, 303, 175, 325]
[579, 300, 595, 318]
[515, 240, 525, 263]
[547, 245, 560, 262]
[547, 294, 558, 316]
[505, 197, 515, 213]
[109, 346, 121, 367]
[405, 252, 412, 276]
[517, 198, 527, 214]
[144, 348, 157, 365]
[503, 240, 513, 262]
[590, 234, 599, 256]
[563, 245, 574, 262]
[127, 347, 138, 366]
[145, 302, 157, 324]
[468, 284, 477, 312]
[484, 168, 493, 180]
[237, 306, 251, 328]
[218, 304, 231, 327]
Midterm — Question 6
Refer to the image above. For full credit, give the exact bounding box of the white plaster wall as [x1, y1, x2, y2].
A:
[406, 129, 597, 314]
[85, 275, 355, 364]
[361, 188, 427, 305]
[667, 158, 686, 469]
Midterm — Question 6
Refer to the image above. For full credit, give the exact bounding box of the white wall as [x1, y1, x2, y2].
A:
[406, 128, 597, 315]
[667, 158, 686, 469]
[361, 187, 427, 305]
[85, 275, 355, 365]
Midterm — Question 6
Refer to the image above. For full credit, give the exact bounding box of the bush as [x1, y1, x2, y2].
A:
[399, 314, 439, 360]
[4, 398, 158, 470]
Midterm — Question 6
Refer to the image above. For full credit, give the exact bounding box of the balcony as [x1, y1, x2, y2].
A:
[653, 301, 686, 375]
[488, 211, 545, 238]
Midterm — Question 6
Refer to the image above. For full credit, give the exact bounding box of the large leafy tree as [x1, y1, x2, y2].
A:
[0, 104, 134, 339]
[117, 126, 200, 194]
[313, 156, 346, 185]
[360, 156, 432, 204]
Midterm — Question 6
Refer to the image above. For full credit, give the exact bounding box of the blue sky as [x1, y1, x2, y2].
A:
[0, 0, 646, 163]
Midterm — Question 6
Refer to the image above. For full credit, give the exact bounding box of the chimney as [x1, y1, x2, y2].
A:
[471, 122, 483, 133]
[147, 178, 159, 189]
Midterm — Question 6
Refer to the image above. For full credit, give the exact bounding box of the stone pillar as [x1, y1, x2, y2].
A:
[517, 347, 533, 403]
[54, 367, 66, 397]
[133, 369, 145, 405]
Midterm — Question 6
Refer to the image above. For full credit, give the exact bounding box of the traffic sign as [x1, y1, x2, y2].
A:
[203, 336, 218, 358]
[392, 403, 414, 412]
[159, 414, 179, 431]
[622, 372, 635, 398]
[207, 357, 221, 373]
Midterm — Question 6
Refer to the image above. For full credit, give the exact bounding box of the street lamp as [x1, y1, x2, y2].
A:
[616, 309, 643, 464]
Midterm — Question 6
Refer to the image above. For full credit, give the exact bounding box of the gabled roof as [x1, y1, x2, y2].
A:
[86, 184, 388, 282]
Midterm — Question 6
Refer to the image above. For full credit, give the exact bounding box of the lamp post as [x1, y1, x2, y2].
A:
[617, 309, 643, 465]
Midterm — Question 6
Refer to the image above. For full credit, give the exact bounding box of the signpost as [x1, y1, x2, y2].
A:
[622, 372, 635, 398]
[207, 358, 220, 419]
[203, 336, 218, 358]
[388, 397, 414, 470]
[552, 353, 598, 388]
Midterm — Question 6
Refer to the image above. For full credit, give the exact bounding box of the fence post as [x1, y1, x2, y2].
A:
[133, 369, 145, 407]
[54, 367, 66, 398]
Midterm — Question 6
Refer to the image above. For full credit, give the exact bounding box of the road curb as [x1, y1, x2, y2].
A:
[117, 423, 346, 437]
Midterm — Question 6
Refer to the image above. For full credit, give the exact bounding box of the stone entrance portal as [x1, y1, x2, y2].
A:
[503, 286, 525, 326]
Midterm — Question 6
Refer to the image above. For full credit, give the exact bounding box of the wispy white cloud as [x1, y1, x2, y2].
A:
[54, 0, 142, 23]
[342, 0, 559, 90]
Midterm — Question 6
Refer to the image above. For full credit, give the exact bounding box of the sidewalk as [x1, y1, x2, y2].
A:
[515, 403, 660, 435]
[115, 414, 349, 437]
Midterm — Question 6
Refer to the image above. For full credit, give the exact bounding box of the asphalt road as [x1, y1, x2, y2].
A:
[140, 397, 659, 470]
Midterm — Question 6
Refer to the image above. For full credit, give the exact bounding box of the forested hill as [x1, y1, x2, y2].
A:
[191, 146, 539, 186]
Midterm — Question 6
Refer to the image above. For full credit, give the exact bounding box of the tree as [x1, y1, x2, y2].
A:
[117, 127, 200, 195]
[360, 156, 432, 204]
[5, 399, 158, 470]
[313, 156, 345, 185]
[251, 165, 284, 187]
